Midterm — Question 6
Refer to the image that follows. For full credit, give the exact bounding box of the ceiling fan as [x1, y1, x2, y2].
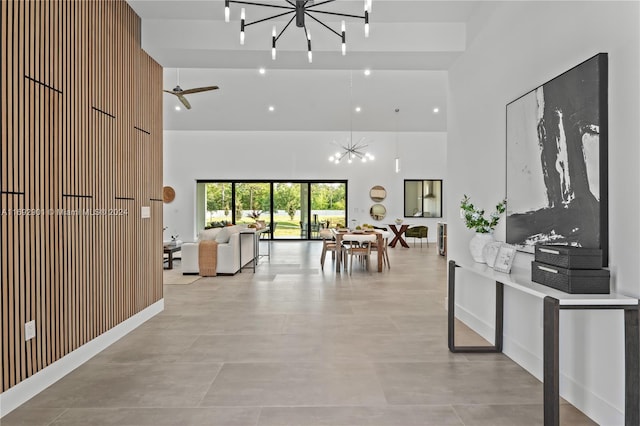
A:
[163, 70, 219, 110]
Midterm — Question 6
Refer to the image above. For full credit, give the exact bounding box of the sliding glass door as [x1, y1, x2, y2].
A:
[308, 183, 346, 239]
[272, 182, 302, 239]
[196, 180, 347, 240]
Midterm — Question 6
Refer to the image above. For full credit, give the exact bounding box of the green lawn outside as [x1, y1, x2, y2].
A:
[237, 214, 346, 238]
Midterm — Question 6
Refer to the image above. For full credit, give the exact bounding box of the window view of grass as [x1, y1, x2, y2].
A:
[198, 181, 347, 239]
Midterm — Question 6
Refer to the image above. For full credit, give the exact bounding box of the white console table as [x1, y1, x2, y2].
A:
[448, 260, 639, 426]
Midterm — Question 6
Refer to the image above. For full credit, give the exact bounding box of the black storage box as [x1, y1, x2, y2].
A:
[531, 261, 610, 294]
[534, 245, 603, 269]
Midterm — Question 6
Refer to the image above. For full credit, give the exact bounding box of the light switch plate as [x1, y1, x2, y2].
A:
[25, 320, 35, 341]
[141, 206, 151, 218]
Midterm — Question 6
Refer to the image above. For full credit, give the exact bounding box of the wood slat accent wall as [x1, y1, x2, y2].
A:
[1, 0, 163, 392]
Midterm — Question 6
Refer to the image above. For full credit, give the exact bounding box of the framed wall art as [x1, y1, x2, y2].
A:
[505, 53, 608, 266]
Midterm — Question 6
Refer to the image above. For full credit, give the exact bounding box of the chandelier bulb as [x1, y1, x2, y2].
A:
[240, 8, 246, 45]
[225, 1, 230, 22]
[341, 20, 346, 33]
[329, 156, 334, 162]
[308, 50, 313, 63]
[364, 11, 369, 37]
[271, 26, 277, 60]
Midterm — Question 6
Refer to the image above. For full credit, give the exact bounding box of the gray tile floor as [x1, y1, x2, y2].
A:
[4, 242, 596, 425]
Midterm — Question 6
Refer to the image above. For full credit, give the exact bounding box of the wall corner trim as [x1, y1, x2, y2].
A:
[0, 300, 164, 418]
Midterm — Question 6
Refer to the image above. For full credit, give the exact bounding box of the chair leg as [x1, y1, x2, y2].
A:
[349, 251, 354, 275]
[321, 244, 327, 269]
[384, 246, 391, 269]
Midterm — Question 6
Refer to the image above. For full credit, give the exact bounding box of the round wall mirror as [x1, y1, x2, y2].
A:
[369, 204, 387, 221]
[369, 185, 387, 202]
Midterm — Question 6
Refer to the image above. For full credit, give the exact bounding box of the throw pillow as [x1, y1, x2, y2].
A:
[199, 228, 221, 241]
[215, 226, 232, 243]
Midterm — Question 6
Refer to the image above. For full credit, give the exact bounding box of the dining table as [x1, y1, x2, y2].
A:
[330, 228, 385, 273]
[387, 223, 411, 248]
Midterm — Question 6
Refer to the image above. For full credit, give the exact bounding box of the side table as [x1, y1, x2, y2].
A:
[387, 223, 411, 248]
[163, 244, 182, 270]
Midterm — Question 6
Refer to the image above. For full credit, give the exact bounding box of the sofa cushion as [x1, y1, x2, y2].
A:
[215, 226, 239, 243]
[199, 228, 221, 241]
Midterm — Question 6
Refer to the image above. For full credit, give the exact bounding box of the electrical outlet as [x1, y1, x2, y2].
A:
[25, 320, 36, 341]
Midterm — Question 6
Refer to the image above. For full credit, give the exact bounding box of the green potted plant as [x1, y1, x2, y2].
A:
[460, 195, 506, 263]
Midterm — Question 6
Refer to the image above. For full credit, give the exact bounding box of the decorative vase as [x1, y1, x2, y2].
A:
[469, 232, 494, 263]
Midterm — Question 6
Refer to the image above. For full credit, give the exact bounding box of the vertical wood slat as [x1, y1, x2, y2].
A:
[1, 0, 162, 393]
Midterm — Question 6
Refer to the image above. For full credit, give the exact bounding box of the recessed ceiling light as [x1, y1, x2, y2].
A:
[364, 69, 371, 76]
[175, 105, 181, 111]
[355, 106, 361, 113]
[259, 67, 266, 74]
[268, 105, 275, 112]
[433, 107, 440, 113]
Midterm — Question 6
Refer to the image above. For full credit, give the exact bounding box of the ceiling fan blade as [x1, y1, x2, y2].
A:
[163, 89, 177, 95]
[180, 86, 219, 95]
[177, 94, 191, 110]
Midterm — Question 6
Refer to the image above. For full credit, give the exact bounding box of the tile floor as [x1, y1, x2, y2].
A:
[3, 242, 596, 425]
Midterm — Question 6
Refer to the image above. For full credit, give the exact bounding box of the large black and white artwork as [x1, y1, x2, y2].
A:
[506, 54, 608, 265]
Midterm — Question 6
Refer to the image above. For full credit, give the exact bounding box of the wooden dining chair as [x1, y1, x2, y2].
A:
[342, 234, 376, 275]
[319, 229, 337, 270]
[370, 230, 391, 269]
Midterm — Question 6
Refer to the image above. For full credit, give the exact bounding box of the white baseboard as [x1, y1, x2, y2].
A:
[0, 299, 164, 418]
[455, 304, 624, 425]
[454, 303, 497, 343]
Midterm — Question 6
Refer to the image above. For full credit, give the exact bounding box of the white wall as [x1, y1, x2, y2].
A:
[163, 130, 447, 242]
[447, 1, 639, 424]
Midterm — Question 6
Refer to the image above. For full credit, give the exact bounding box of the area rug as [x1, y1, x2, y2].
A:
[163, 264, 201, 285]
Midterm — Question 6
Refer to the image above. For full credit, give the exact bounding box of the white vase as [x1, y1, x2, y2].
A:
[469, 232, 494, 263]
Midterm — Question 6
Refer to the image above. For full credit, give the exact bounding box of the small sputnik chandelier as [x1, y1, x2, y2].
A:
[329, 139, 374, 164]
[329, 70, 374, 165]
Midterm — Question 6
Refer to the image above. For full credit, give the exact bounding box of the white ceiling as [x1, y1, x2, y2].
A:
[127, 0, 484, 132]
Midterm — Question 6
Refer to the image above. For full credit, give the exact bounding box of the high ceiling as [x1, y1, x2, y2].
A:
[127, 0, 485, 132]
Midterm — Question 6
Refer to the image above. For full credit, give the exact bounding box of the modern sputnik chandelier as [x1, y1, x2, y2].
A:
[224, 0, 372, 63]
[329, 71, 374, 165]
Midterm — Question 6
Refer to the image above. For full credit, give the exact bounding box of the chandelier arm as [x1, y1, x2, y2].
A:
[307, 9, 365, 20]
[230, 0, 294, 10]
[275, 15, 296, 42]
[304, 12, 341, 38]
[245, 10, 295, 27]
[305, 0, 337, 9]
